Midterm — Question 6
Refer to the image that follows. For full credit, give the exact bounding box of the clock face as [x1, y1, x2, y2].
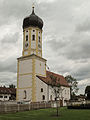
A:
[25, 43, 28, 49]
[38, 44, 41, 48]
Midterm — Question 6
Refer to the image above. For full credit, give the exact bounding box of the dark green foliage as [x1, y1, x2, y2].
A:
[9, 84, 16, 88]
[85, 86, 90, 100]
[68, 103, 90, 109]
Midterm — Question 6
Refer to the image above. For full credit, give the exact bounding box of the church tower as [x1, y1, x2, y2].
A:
[22, 5, 43, 57]
[16, 6, 47, 102]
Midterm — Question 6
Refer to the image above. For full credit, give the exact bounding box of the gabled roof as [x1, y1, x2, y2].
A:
[37, 71, 70, 87]
[0, 87, 16, 94]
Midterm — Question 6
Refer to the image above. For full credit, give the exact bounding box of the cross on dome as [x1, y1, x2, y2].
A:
[32, 3, 35, 14]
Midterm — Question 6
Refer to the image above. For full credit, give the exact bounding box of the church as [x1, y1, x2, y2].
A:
[16, 5, 70, 106]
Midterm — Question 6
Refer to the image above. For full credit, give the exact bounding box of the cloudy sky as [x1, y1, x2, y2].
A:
[0, 0, 90, 94]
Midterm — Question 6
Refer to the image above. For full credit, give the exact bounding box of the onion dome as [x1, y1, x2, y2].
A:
[23, 6, 43, 30]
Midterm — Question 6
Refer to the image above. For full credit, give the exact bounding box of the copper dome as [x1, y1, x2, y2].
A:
[23, 7, 43, 30]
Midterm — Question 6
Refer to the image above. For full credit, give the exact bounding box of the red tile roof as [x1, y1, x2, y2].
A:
[0, 87, 16, 94]
[37, 71, 70, 87]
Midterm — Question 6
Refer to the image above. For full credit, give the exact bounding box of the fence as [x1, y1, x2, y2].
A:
[67, 100, 90, 106]
[0, 102, 51, 113]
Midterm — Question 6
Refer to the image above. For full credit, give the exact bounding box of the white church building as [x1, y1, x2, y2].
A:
[16, 6, 70, 106]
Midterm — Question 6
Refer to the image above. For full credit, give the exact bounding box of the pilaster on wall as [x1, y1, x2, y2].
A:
[36, 29, 38, 56]
[41, 30, 42, 57]
[32, 59, 36, 102]
[22, 31, 25, 56]
[28, 28, 31, 55]
[16, 60, 19, 101]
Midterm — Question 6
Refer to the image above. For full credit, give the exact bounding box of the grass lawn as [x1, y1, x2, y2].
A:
[0, 107, 90, 120]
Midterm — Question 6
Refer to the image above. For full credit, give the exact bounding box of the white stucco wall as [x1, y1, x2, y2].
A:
[38, 51, 41, 57]
[17, 88, 32, 102]
[36, 77, 48, 102]
[35, 59, 46, 76]
[0, 94, 11, 101]
[18, 75, 32, 88]
[48, 85, 70, 106]
[19, 59, 32, 74]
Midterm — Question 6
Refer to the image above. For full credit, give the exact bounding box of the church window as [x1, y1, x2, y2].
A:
[38, 36, 40, 42]
[42, 95, 45, 100]
[41, 88, 43, 92]
[50, 95, 52, 100]
[65, 90, 66, 94]
[33, 30, 35, 32]
[4, 96, 7, 98]
[24, 90, 27, 99]
[26, 35, 28, 41]
[0, 96, 3, 98]
[32, 35, 35, 41]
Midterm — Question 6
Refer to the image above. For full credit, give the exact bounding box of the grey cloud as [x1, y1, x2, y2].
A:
[0, 56, 17, 73]
[0, 32, 19, 45]
[76, 18, 90, 32]
[47, 36, 68, 51]
[71, 63, 90, 81]
[0, 0, 33, 26]
[48, 32, 90, 60]
[64, 33, 90, 60]
[0, 72, 17, 86]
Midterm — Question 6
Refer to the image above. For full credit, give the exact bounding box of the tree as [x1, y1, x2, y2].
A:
[9, 84, 16, 88]
[49, 75, 64, 117]
[65, 75, 79, 100]
[85, 86, 90, 100]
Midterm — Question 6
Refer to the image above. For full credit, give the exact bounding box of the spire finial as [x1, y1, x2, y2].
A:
[32, 3, 35, 14]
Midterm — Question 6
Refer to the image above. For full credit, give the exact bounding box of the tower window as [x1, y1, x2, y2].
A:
[41, 88, 43, 92]
[42, 95, 45, 100]
[26, 35, 28, 41]
[38, 36, 40, 42]
[32, 35, 35, 41]
[33, 30, 35, 32]
[4, 96, 7, 98]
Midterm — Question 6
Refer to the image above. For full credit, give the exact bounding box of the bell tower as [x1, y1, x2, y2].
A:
[22, 5, 43, 57]
[17, 5, 46, 102]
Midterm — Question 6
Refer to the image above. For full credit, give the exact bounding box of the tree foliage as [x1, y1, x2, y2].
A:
[85, 86, 90, 100]
[9, 84, 16, 88]
[49, 75, 64, 116]
[65, 75, 79, 99]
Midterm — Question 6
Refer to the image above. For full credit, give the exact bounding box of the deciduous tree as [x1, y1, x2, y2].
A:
[65, 75, 79, 100]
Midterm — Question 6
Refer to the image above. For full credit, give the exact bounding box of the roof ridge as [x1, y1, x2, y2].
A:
[46, 70, 64, 78]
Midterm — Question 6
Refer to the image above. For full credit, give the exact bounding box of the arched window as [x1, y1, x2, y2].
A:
[32, 35, 35, 41]
[24, 90, 27, 99]
[41, 88, 43, 92]
[38, 36, 40, 42]
[50, 95, 52, 100]
[42, 95, 45, 100]
[26, 35, 28, 41]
